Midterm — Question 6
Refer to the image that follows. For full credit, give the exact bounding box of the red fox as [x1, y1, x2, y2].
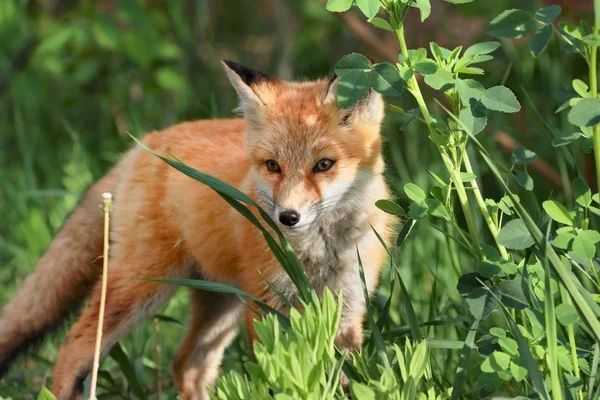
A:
[0, 61, 393, 399]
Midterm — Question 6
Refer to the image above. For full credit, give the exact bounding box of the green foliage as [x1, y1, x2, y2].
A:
[212, 289, 440, 400]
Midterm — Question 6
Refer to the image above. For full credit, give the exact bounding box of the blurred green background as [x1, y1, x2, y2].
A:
[0, 0, 593, 398]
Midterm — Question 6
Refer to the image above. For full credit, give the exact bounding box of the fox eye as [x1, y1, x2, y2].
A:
[266, 160, 281, 173]
[313, 159, 335, 173]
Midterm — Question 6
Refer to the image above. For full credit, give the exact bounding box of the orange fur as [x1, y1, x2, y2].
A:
[0, 62, 394, 400]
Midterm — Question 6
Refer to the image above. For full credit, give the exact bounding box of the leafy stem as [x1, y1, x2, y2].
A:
[393, 23, 482, 257]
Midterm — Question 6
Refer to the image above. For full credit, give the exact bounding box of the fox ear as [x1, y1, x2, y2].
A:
[222, 60, 276, 118]
[323, 75, 384, 125]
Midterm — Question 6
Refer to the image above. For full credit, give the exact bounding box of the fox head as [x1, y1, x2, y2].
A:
[223, 60, 385, 230]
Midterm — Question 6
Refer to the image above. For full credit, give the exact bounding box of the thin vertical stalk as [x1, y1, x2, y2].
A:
[89, 192, 113, 400]
[462, 153, 509, 258]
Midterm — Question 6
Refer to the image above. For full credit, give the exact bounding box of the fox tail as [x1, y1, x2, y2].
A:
[0, 170, 118, 376]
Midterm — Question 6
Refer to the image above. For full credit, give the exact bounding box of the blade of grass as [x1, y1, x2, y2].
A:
[451, 319, 479, 400]
[108, 343, 147, 400]
[589, 344, 600, 400]
[543, 222, 563, 400]
[357, 246, 390, 368]
[372, 226, 422, 340]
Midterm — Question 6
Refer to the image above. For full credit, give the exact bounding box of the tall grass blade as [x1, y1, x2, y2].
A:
[356, 246, 390, 369]
[543, 223, 563, 400]
[451, 319, 479, 400]
[371, 226, 422, 341]
[108, 343, 147, 400]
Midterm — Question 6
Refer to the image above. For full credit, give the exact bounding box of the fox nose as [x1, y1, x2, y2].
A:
[279, 209, 300, 226]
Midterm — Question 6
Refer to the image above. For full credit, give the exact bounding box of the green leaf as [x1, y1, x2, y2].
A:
[530, 24, 553, 58]
[467, 287, 499, 319]
[573, 79, 590, 97]
[37, 388, 57, 400]
[396, 219, 416, 247]
[499, 279, 529, 309]
[556, 303, 581, 325]
[370, 62, 404, 96]
[477, 260, 502, 278]
[460, 172, 477, 182]
[424, 70, 454, 91]
[355, 0, 379, 18]
[542, 200, 574, 226]
[409, 341, 430, 382]
[369, 17, 393, 31]
[572, 231, 600, 259]
[560, 22, 583, 40]
[510, 360, 528, 382]
[404, 183, 426, 202]
[444, 0, 475, 3]
[464, 41, 501, 56]
[498, 337, 519, 357]
[552, 131, 581, 147]
[415, 0, 431, 22]
[553, 232, 575, 249]
[325, 0, 353, 12]
[335, 53, 370, 75]
[583, 34, 600, 46]
[351, 383, 376, 400]
[456, 78, 485, 105]
[568, 98, 600, 127]
[459, 106, 487, 135]
[515, 170, 534, 191]
[534, 5, 561, 24]
[480, 86, 521, 113]
[375, 199, 407, 217]
[93, 15, 118, 50]
[497, 219, 535, 249]
[409, 201, 429, 220]
[398, 64, 414, 80]
[481, 351, 511, 373]
[425, 198, 450, 220]
[413, 60, 437, 75]
[574, 177, 592, 207]
[337, 70, 370, 109]
[487, 9, 534, 38]
[511, 146, 537, 165]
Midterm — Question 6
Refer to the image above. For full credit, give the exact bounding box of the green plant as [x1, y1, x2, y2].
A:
[212, 289, 439, 400]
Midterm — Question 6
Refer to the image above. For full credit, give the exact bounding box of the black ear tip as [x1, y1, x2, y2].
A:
[222, 60, 272, 86]
[222, 59, 239, 70]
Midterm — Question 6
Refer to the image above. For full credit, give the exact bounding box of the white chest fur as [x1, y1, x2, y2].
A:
[269, 184, 382, 308]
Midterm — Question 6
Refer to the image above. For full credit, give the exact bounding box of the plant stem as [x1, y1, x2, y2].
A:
[462, 152, 509, 259]
[90, 192, 112, 400]
[593, 0, 600, 192]
[395, 24, 482, 257]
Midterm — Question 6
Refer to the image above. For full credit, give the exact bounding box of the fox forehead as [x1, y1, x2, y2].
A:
[247, 81, 370, 163]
